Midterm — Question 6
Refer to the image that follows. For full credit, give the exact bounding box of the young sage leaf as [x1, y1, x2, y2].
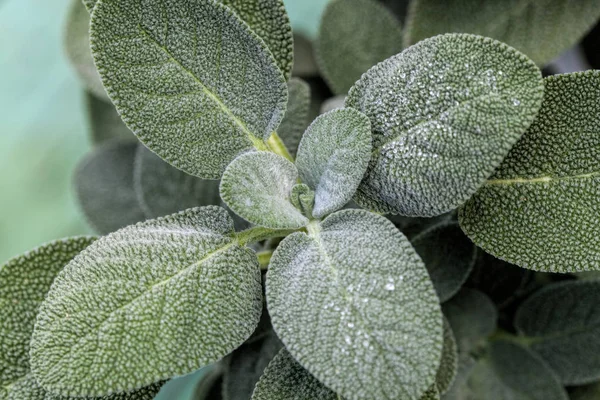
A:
[219, 0, 294, 81]
[405, 0, 600, 67]
[86, 93, 135, 146]
[436, 318, 458, 395]
[134, 145, 221, 219]
[514, 280, 600, 385]
[459, 71, 600, 272]
[295, 108, 372, 218]
[346, 33, 544, 216]
[90, 0, 288, 179]
[30, 207, 263, 397]
[220, 152, 308, 229]
[278, 78, 311, 157]
[411, 222, 477, 302]
[316, 0, 403, 95]
[74, 139, 146, 234]
[267, 210, 443, 400]
[251, 349, 340, 400]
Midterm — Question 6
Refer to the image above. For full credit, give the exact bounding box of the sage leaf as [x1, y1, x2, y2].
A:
[405, 0, 600, 67]
[90, 0, 288, 179]
[30, 207, 263, 396]
[251, 349, 339, 400]
[267, 210, 443, 400]
[411, 222, 477, 302]
[459, 71, 600, 272]
[421, 386, 440, 400]
[436, 318, 458, 395]
[155, 366, 219, 400]
[295, 108, 372, 218]
[64, 0, 108, 100]
[316, 0, 403, 95]
[442, 288, 497, 355]
[86, 93, 135, 146]
[514, 280, 600, 385]
[74, 139, 146, 234]
[220, 152, 308, 229]
[278, 78, 311, 157]
[219, 0, 294, 81]
[134, 145, 220, 219]
[346, 33, 544, 216]
[388, 211, 456, 240]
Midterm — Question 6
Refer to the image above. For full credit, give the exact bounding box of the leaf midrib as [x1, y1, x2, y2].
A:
[486, 171, 600, 186]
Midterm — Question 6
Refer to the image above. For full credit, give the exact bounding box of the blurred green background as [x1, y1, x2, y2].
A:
[0, 0, 329, 263]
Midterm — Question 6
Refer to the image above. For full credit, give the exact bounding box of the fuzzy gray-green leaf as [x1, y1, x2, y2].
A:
[347, 33, 544, 217]
[437, 318, 458, 395]
[295, 108, 372, 218]
[134, 145, 220, 219]
[219, 0, 293, 80]
[251, 349, 339, 400]
[405, 0, 600, 67]
[316, 0, 403, 95]
[459, 71, 600, 272]
[74, 139, 146, 234]
[515, 280, 600, 385]
[85, 93, 135, 146]
[90, 0, 287, 179]
[278, 78, 311, 157]
[30, 207, 263, 397]
[64, 0, 108, 100]
[267, 210, 443, 400]
[220, 152, 308, 229]
[412, 222, 476, 302]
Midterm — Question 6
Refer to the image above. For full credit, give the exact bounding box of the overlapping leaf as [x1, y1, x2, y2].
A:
[30, 207, 263, 396]
[436, 318, 458, 395]
[74, 139, 146, 234]
[316, 0, 403, 95]
[346, 33, 544, 216]
[515, 280, 600, 385]
[267, 210, 443, 400]
[220, 152, 308, 229]
[295, 108, 372, 218]
[405, 0, 600, 66]
[85, 93, 135, 145]
[154, 366, 220, 400]
[460, 71, 600, 272]
[90, 0, 287, 178]
[278, 78, 311, 157]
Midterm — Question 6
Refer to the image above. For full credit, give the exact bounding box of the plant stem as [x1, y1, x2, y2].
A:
[266, 131, 294, 162]
[236, 226, 298, 247]
[256, 250, 274, 270]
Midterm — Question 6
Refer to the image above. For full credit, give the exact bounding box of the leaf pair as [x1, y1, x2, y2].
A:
[220, 108, 372, 228]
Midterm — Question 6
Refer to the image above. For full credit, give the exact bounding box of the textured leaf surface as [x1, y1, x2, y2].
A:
[220, 152, 308, 229]
[86, 93, 135, 145]
[442, 288, 497, 355]
[437, 318, 458, 395]
[30, 207, 263, 396]
[447, 341, 568, 400]
[251, 349, 339, 400]
[412, 222, 476, 302]
[459, 71, 600, 272]
[134, 145, 220, 219]
[346, 33, 544, 216]
[405, 0, 600, 66]
[90, 0, 287, 179]
[74, 139, 146, 234]
[295, 109, 372, 218]
[267, 210, 443, 400]
[219, 0, 293, 80]
[64, 0, 108, 100]
[316, 0, 403, 95]
[515, 280, 600, 385]
[421, 386, 440, 400]
[278, 78, 311, 157]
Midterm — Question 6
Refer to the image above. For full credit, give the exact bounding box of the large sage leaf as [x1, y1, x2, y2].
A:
[90, 0, 287, 179]
[295, 108, 372, 218]
[411, 222, 476, 302]
[405, 0, 600, 67]
[251, 349, 339, 400]
[459, 71, 600, 272]
[219, 0, 294, 81]
[30, 207, 263, 396]
[346, 33, 544, 216]
[134, 145, 220, 219]
[278, 78, 311, 157]
[220, 152, 308, 229]
[74, 139, 146, 234]
[86, 93, 135, 145]
[437, 318, 458, 395]
[316, 0, 403, 95]
[267, 210, 443, 400]
[514, 280, 600, 385]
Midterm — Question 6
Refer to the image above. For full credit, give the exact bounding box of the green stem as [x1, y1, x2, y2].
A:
[266, 131, 294, 162]
[256, 250, 274, 270]
[235, 226, 298, 247]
